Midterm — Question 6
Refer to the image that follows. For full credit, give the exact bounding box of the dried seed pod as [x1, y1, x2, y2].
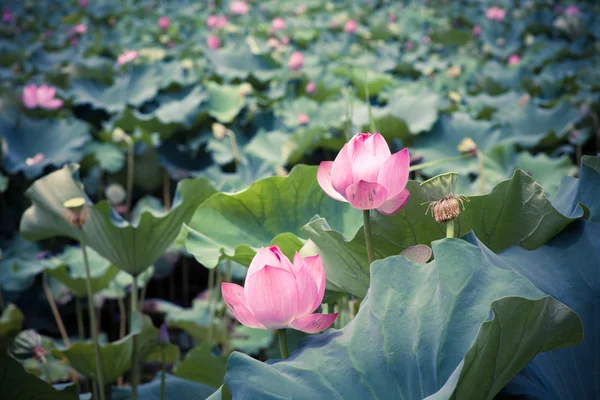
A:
[424, 194, 469, 223]
[62, 197, 89, 227]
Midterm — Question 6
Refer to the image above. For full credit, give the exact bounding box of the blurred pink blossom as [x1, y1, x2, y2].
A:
[305, 81, 316, 95]
[207, 35, 221, 49]
[508, 54, 521, 65]
[79, 0, 89, 7]
[2, 9, 12, 23]
[388, 13, 397, 22]
[422, 35, 431, 44]
[280, 36, 290, 45]
[230, 1, 249, 15]
[297, 113, 310, 125]
[207, 15, 227, 29]
[25, 153, 46, 166]
[344, 19, 357, 34]
[288, 51, 303, 71]
[117, 49, 139, 65]
[21, 84, 64, 110]
[486, 7, 506, 21]
[404, 40, 413, 50]
[295, 5, 307, 15]
[564, 5, 581, 16]
[158, 16, 170, 30]
[270, 17, 286, 34]
[472, 24, 482, 36]
[267, 37, 281, 50]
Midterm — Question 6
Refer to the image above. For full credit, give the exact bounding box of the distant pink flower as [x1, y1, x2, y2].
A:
[305, 81, 316, 95]
[2, 9, 12, 23]
[486, 6, 506, 21]
[564, 5, 581, 16]
[222, 246, 337, 333]
[207, 15, 227, 29]
[230, 1, 249, 15]
[344, 19, 357, 34]
[317, 132, 411, 214]
[270, 17, 286, 34]
[69, 23, 87, 37]
[404, 40, 413, 50]
[267, 37, 281, 50]
[288, 51, 303, 71]
[207, 35, 220, 49]
[79, 0, 89, 7]
[158, 16, 170, 30]
[25, 153, 45, 166]
[508, 54, 521, 65]
[295, 5, 306, 15]
[297, 113, 310, 125]
[422, 35, 431, 44]
[329, 21, 339, 29]
[388, 13, 397, 22]
[117, 49, 138, 65]
[168, 41, 176, 49]
[280, 36, 290, 45]
[21, 84, 64, 110]
[472, 24, 482, 36]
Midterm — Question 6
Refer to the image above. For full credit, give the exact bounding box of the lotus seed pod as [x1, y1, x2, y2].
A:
[63, 197, 89, 227]
[212, 123, 228, 140]
[426, 194, 469, 224]
[105, 183, 127, 205]
[457, 137, 477, 155]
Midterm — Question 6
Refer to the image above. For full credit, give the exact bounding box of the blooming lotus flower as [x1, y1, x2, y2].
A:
[230, 1, 249, 15]
[297, 113, 310, 125]
[422, 35, 431, 44]
[207, 35, 220, 49]
[317, 132, 411, 214]
[117, 49, 138, 65]
[73, 24, 87, 34]
[221, 246, 337, 333]
[158, 16, 170, 30]
[565, 5, 581, 16]
[207, 15, 227, 29]
[79, 0, 88, 7]
[2, 9, 12, 23]
[25, 153, 45, 166]
[486, 6, 506, 21]
[288, 51, 303, 71]
[305, 81, 316, 95]
[472, 24, 482, 36]
[21, 84, 64, 110]
[270, 17, 286, 34]
[344, 19, 357, 34]
[508, 54, 521, 65]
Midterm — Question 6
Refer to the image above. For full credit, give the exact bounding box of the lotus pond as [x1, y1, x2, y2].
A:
[0, 0, 599, 399]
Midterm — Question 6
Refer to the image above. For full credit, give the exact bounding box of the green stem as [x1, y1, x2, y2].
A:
[363, 210, 375, 266]
[277, 329, 289, 359]
[80, 234, 106, 400]
[117, 296, 127, 387]
[409, 153, 472, 173]
[0, 285, 5, 311]
[75, 297, 85, 340]
[160, 346, 167, 400]
[163, 170, 171, 211]
[42, 359, 51, 384]
[124, 136, 135, 220]
[130, 274, 139, 400]
[446, 219, 455, 239]
[42, 272, 70, 347]
[207, 268, 216, 342]
[478, 150, 485, 195]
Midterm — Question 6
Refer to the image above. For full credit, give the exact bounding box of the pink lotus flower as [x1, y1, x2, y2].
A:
[158, 16, 170, 30]
[422, 35, 431, 44]
[486, 7, 506, 21]
[280, 36, 290, 45]
[317, 132, 411, 214]
[21, 84, 64, 110]
[2, 9, 12, 23]
[508, 54, 521, 65]
[230, 1, 249, 15]
[564, 5, 581, 16]
[404, 40, 413, 50]
[388, 13, 397, 23]
[344, 19, 357, 34]
[79, 0, 89, 7]
[267, 37, 281, 50]
[117, 49, 138, 65]
[288, 51, 303, 71]
[207, 15, 227, 29]
[305, 81, 316, 95]
[297, 113, 310, 125]
[207, 35, 220, 49]
[472, 24, 482, 36]
[222, 246, 337, 333]
[25, 153, 45, 166]
[73, 24, 87, 34]
[270, 17, 286, 34]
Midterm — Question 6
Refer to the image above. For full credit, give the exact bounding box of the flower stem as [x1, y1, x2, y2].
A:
[409, 153, 473, 173]
[207, 267, 216, 342]
[363, 210, 375, 266]
[42, 272, 70, 347]
[163, 170, 171, 211]
[80, 234, 106, 400]
[477, 150, 485, 195]
[277, 329, 289, 359]
[75, 297, 85, 340]
[117, 297, 127, 387]
[160, 346, 167, 400]
[130, 274, 139, 400]
[42, 359, 51, 384]
[446, 219, 455, 238]
[124, 135, 135, 220]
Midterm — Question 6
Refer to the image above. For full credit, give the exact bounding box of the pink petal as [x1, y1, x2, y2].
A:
[37, 84, 56, 103]
[290, 313, 338, 333]
[376, 148, 410, 197]
[330, 146, 355, 198]
[41, 98, 63, 110]
[376, 188, 410, 216]
[301, 254, 326, 312]
[247, 247, 293, 277]
[344, 180, 388, 210]
[363, 132, 391, 159]
[317, 161, 347, 202]
[346, 136, 381, 183]
[291, 253, 321, 316]
[244, 265, 299, 329]
[22, 84, 38, 108]
[221, 282, 265, 329]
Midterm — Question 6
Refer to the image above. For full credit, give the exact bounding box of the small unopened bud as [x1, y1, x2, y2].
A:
[12, 330, 45, 362]
[457, 137, 477, 155]
[112, 127, 127, 143]
[212, 123, 228, 140]
[105, 183, 126, 205]
[158, 323, 170, 346]
[63, 197, 89, 227]
[424, 194, 469, 223]
[446, 65, 462, 78]
[448, 91, 461, 103]
[238, 83, 253, 97]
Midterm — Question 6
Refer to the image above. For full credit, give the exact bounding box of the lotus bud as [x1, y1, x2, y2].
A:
[112, 127, 127, 142]
[212, 123, 228, 140]
[238, 82, 253, 97]
[12, 330, 46, 363]
[457, 137, 477, 156]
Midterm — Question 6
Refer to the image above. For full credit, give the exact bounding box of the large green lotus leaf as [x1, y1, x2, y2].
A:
[161, 298, 229, 344]
[56, 312, 179, 383]
[204, 48, 281, 81]
[495, 100, 582, 148]
[553, 155, 600, 222]
[112, 374, 215, 400]
[173, 343, 227, 389]
[0, 304, 24, 336]
[45, 246, 120, 297]
[223, 238, 582, 399]
[278, 97, 347, 130]
[83, 142, 125, 174]
[332, 66, 394, 98]
[0, 236, 49, 292]
[20, 164, 216, 276]
[181, 165, 362, 269]
[0, 339, 77, 400]
[463, 144, 576, 197]
[1, 115, 90, 179]
[429, 28, 471, 46]
[203, 82, 246, 124]
[70, 65, 164, 113]
[304, 170, 577, 297]
[229, 326, 274, 355]
[100, 268, 154, 300]
[497, 222, 600, 398]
